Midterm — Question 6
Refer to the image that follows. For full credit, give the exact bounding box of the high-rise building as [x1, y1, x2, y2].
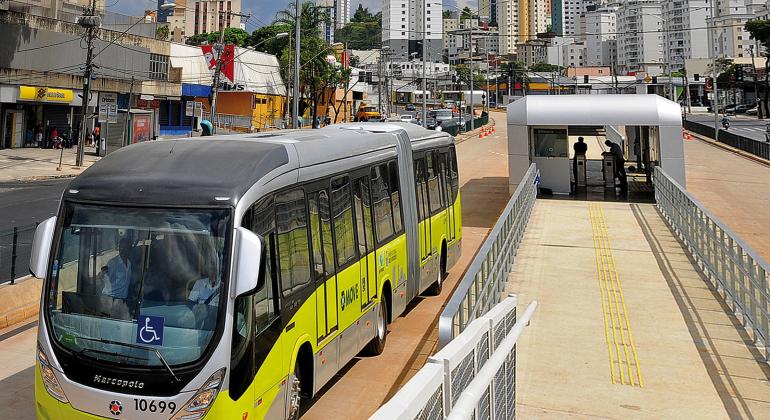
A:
[552, 0, 563, 35]
[497, 0, 520, 55]
[317, 0, 337, 43]
[336, 0, 351, 29]
[707, 0, 764, 59]
[479, 0, 499, 26]
[190, 0, 241, 37]
[581, 4, 617, 67]
[616, 0, 664, 75]
[661, 0, 708, 69]
[562, 0, 598, 36]
[383, 0, 442, 60]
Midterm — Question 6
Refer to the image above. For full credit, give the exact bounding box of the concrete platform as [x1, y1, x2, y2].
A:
[507, 199, 770, 418]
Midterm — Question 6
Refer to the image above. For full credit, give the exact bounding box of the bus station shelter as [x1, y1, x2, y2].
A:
[506, 94, 685, 195]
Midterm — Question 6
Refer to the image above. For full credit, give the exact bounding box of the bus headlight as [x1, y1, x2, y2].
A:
[171, 368, 225, 419]
[38, 345, 68, 403]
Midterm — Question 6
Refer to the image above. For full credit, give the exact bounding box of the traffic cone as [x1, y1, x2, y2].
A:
[479, 129, 484, 139]
[492, 126, 495, 133]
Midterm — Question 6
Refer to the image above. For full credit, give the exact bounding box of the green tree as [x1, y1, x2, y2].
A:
[745, 19, 770, 118]
[335, 12, 381, 50]
[460, 7, 473, 19]
[442, 10, 453, 19]
[349, 54, 360, 68]
[155, 25, 169, 40]
[246, 23, 292, 56]
[185, 33, 209, 46]
[275, 2, 334, 123]
[352, 4, 377, 22]
[184, 28, 250, 46]
[529, 62, 560, 73]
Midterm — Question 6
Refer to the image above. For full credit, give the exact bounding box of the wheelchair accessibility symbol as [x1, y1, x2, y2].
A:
[136, 315, 164, 346]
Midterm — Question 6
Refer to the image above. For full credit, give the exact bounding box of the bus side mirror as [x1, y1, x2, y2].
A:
[30, 216, 57, 279]
[233, 227, 265, 297]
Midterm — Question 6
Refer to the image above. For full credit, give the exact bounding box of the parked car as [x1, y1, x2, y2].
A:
[405, 104, 416, 111]
[746, 106, 759, 116]
[400, 114, 414, 123]
[734, 104, 752, 114]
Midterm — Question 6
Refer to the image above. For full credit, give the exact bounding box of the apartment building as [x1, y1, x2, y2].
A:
[516, 39, 549, 66]
[580, 4, 617, 67]
[661, 0, 708, 69]
[616, 0, 664, 74]
[708, 0, 765, 59]
[383, 0, 442, 60]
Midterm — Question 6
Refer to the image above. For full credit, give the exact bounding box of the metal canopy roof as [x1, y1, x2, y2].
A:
[506, 94, 682, 127]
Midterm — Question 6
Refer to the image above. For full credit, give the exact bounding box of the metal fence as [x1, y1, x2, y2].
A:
[0, 224, 37, 285]
[684, 120, 770, 161]
[371, 296, 538, 420]
[654, 167, 770, 360]
[438, 164, 539, 347]
[213, 114, 253, 132]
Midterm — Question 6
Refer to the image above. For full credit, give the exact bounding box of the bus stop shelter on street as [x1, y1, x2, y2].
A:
[506, 94, 685, 195]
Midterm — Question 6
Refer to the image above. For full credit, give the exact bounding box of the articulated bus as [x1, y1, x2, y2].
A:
[31, 122, 462, 419]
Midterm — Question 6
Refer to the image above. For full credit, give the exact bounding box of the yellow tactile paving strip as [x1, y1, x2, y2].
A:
[589, 203, 644, 387]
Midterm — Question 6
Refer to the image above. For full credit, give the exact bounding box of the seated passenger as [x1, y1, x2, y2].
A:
[98, 238, 133, 299]
[188, 256, 221, 307]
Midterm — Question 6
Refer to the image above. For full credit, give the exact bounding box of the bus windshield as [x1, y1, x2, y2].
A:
[45, 203, 231, 368]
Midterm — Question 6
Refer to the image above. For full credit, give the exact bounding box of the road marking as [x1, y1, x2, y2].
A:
[589, 203, 644, 387]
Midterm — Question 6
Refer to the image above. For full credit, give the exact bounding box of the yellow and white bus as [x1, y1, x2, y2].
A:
[30, 122, 461, 419]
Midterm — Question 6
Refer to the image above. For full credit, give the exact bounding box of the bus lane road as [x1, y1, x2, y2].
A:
[0, 113, 510, 420]
[302, 112, 511, 419]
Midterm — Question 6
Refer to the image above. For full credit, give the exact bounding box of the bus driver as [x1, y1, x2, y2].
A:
[98, 238, 133, 299]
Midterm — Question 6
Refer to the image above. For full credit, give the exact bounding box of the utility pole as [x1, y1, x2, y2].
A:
[209, 23, 227, 133]
[421, 43, 427, 127]
[711, 0, 720, 141]
[76, 0, 98, 167]
[284, 30, 292, 126]
[293, 0, 301, 128]
[750, 43, 763, 119]
[122, 77, 135, 146]
[378, 53, 383, 115]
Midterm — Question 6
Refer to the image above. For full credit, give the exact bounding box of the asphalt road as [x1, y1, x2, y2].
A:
[686, 114, 769, 142]
[0, 179, 69, 232]
[0, 179, 69, 283]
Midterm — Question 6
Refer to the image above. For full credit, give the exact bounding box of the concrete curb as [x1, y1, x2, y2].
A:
[16, 174, 78, 182]
[686, 130, 770, 168]
[0, 276, 41, 330]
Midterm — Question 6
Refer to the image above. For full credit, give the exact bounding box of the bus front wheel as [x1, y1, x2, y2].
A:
[288, 363, 302, 420]
[365, 301, 388, 355]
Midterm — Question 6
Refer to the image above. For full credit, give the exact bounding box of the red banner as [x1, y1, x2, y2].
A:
[201, 44, 236, 83]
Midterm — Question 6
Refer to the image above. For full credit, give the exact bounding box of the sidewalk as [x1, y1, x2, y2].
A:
[0, 147, 100, 182]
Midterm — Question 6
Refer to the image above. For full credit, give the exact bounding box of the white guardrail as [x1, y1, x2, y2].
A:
[371, 296, 538, 420]
[438, 164, 539, 347]
[654, 167, 770, 360]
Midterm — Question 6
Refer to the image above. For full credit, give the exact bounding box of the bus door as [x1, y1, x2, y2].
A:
[442, 148, 457, 243]
[414, 156, 431, 262]
[308, 188, 339, 343]
[353, 174, 376, 308]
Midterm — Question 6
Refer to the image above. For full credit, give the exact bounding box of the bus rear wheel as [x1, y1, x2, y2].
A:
[365, 301, 388, 355]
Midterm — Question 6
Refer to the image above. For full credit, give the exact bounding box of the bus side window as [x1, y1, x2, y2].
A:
[426, 152, 442, 214]
[275, 189, 312, 295]
[308, 192, 326, 280]
[439, 150, 450, 208]
[331, 175, 356, 267]
[388, 160, 403, 234]
[353, 177, 372, 256]
[318, 190, 336, 277]
[449, 146, 459, 202]
[414, 157, 428, 222]
[370, 163, 395, 243]
[250, 196, 280, 332]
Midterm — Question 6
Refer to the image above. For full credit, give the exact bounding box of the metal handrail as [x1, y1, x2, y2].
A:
[447, 301, 538, 420]
[371, 296, 537, 420]
[654, 167, 770, 358]
[438, 164, 538, 348]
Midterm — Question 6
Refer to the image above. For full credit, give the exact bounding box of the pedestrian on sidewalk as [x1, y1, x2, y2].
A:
[34, 123, 43, 147]
[49, 126, 59, 149]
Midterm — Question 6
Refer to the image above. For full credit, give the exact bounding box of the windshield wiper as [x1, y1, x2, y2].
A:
[74, 336, 180, 383]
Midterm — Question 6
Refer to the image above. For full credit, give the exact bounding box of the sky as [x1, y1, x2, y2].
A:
[113, 0, 475, 31]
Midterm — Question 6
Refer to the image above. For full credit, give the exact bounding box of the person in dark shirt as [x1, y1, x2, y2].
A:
[604, 140, 628, 195]
[573, 137, 588, 187]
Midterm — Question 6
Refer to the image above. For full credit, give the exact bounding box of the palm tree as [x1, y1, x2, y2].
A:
[274, 2, 333, 124]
